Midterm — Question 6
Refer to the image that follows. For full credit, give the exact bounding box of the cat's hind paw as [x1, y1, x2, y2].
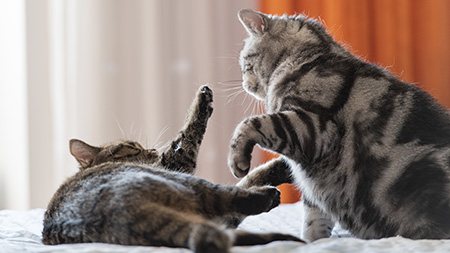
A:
[189, 224, 231, 253]
[254, 186, 281, 211]
[233, 186, 281, 215]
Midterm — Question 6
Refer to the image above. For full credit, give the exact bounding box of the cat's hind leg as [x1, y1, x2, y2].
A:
[236, 156, 293, 188]
[159, 85, 213, 174]
[221, 157, 293, 229]
[301, 199, 335, 242]
[195, 183, 282, 218]
[126, 203, 232, 253]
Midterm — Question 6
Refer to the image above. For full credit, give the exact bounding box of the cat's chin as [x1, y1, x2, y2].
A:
[242, 86, 265, 101]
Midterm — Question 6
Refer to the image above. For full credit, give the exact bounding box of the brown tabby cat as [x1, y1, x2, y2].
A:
[42, 86, 302, 253]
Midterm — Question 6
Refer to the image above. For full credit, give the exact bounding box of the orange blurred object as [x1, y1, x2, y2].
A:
[278, 183, 302, 204]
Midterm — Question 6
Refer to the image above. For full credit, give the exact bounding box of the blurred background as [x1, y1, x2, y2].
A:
[1, 0, 449, 209]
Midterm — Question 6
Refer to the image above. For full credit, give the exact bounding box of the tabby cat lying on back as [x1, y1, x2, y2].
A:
[229, 9, 450, 242]
[42, 86, 302, 253]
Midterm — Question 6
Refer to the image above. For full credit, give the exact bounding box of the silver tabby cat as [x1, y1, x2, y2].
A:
[229, 9, 450, 242]
[42, 86, 302, 253]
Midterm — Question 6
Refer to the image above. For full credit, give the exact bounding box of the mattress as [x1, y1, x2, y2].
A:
[1, 202, 450, 252]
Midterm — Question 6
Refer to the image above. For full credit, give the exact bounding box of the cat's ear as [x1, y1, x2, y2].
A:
[238, 9, 268, 36]
[69, 139, 101, 169]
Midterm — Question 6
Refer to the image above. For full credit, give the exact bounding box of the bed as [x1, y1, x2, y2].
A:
[2, 201, 450, 253]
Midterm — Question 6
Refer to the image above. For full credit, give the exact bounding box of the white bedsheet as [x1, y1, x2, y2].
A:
[1, 202, 450, 252]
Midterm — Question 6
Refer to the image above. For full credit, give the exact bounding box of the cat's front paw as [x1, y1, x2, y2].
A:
[228, 150, 251, 178]
[228, 118, 258, 178]
[197, 85, 214, 121]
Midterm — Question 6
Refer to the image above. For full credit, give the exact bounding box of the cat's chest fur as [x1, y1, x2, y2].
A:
[287, 158, 351, 216]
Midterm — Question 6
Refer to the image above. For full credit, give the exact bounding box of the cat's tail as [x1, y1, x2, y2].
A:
[231, 230, 305, 246]
[188, 224, 305, 253]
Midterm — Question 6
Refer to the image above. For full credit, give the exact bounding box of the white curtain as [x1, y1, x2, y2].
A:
[0, 0, 261, 209]
[0, 0, 29, 210]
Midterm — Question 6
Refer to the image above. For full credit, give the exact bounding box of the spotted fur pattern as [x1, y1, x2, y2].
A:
[42, 86, 303, 253]
[229, 9, 450, 241]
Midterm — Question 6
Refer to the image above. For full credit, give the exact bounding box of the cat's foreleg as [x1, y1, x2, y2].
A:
[160, 85, 213, 173]
[302, 199, 335, 242]
[237, 157, 293, 188]
[229, 110, 316, 178]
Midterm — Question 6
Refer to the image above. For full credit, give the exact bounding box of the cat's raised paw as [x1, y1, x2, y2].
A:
[197, 85, 214, 120]
[199, 85, 213, 103]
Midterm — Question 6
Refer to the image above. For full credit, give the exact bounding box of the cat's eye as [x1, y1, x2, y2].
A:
[125, 141, 143, 150]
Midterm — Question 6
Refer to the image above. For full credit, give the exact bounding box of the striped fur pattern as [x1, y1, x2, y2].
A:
[43, 86, 303, 253]
[230, 9, 450, 241]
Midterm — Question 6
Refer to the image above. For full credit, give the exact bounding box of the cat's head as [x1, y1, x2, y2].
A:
[237, 9, 336, 102]
[69, 139, 159, 170]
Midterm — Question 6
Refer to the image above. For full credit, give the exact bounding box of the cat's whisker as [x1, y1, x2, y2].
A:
[213, 53, 240, 60]
[259, 100, 266, 114]
[223, 85, 243, 90]
[210, 81, 242, 97]
[213, 56, 239, 59]
[113, 114, 127, 139]
[226, 89, 245, 105]
[241, 92, 249, 106]
[247, 95, 256, 116]
[214, 80, 243, 89]
[130, 121, 135, 138]
[243, 94, 256, 115]
[216, 79, 243, 84]
[256, 100, 263, 115]
[152, 125, 170, 150]
[251, 99, 260, 115]
[220, 86, 243, 95]
[137, 128, 144, 146]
